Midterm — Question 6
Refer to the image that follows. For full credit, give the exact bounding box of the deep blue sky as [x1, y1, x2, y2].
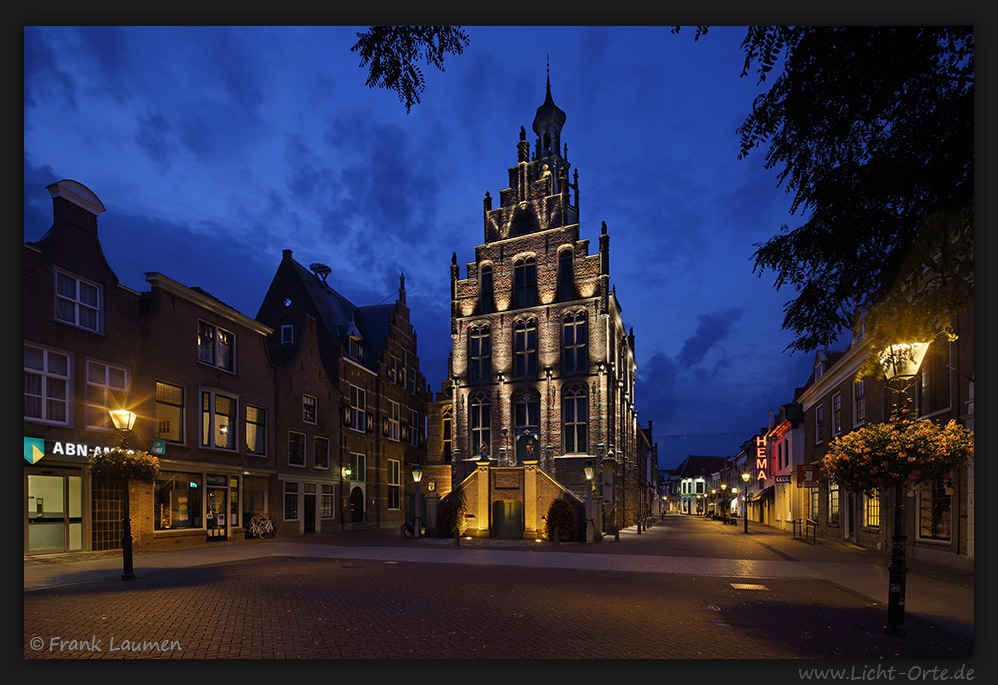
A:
[24, 25, 821, 469]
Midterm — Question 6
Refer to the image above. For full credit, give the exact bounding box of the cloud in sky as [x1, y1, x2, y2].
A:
[23, 25, 827, 469]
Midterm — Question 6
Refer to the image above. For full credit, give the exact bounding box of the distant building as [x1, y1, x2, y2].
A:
[668, 455, 727, 516]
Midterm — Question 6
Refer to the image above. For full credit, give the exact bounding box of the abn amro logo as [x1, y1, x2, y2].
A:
[24, 437, 45, 464]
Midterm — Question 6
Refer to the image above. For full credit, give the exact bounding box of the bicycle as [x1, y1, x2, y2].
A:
[246, 514, 274, 539]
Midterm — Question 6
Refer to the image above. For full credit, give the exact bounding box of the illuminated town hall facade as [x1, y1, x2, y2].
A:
[423, 78, 658, 539]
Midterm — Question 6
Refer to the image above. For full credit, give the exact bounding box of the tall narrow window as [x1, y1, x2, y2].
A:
[24, 344, 70, 424]
[864, 489, 880, 528]
[85, 361, 129, 429]
[388, 459, 400, 510]
[314, 436, 329, 469]
[468, 325, 491, 383]
[831, 392, 842, 437]
[284, 482, 299, 520]
[557, 250, 575, 301]
[54, 269, 102, 332]
[920, 339, 951, 416]
[349, 385, 366, 432]
[385, 399, 400, 441]
[156, 381, 184, 443]
[853, 380, 866, 426]
[245, 405, 266, 455]
[470, 393, 491, 458]
[918, 476, 952, 540]
[513, 390, 540, 438]
[303, 394, 317, 424]
[409, 408, 420, 447]
[351, 453, 366, 482]
[442, 406, 453, 462]
[562, 311, 588, 374]
[513, 318, 538, 379]
[512, 257, 537, 309]
[201, 391, 236, 450]
[815, 406, 824, 445]
[288, 431, 305, 466]
[563, 386, 588, 454]
[479, 264, 494, 314]
[827, 480, 840, 525]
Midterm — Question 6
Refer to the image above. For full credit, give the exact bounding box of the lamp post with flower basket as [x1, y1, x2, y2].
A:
[822, 341, 973, 637]
[89, 410, 160, 581]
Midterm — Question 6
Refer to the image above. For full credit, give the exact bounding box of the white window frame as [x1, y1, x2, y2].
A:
[303, 394, 317, 424]
[197, 320, 236, 372]
[350, 452, 366, 482]
[349, 385, 367, 432]
[54, 268, 102, 333]
[387, 399, 400, 441]
[409, 408, 419, 447]
[201, 390, 238, 450]
[284, 481, 299, 521]
[814, 405, 824, 445]
[853, 379, 866, 427]
[155, 380, 185, 444]
[85, 359, 129, 430]
[24, 344, 71, 425]
[831, 392, 842, 437]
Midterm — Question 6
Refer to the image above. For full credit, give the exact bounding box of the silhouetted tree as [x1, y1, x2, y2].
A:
[676, 26, 974, 362]
[352, 26, 470, 113]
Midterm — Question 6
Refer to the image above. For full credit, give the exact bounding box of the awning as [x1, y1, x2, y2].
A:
[748, 485, 775, 502]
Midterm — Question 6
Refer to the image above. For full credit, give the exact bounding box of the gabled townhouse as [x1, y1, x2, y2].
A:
[256, 251, 430, 532]
[24, 180, 143, 554]
[765, 400, 806, 532]
[798, 312, 975, 567]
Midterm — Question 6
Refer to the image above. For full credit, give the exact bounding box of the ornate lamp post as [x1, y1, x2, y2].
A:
[879, 341, 930, 638]
[412, 464, 423, 539]
[108, 409, 137, 581]
[584, 459, 595, 542]
[741, 471, 750, 533]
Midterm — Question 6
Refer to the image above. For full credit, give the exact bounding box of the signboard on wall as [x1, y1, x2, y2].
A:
[797, 464, 819, 488]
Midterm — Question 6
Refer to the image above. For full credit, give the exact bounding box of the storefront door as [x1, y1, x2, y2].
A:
[26, 473, 83, 554]
[206, 485, 228, 541]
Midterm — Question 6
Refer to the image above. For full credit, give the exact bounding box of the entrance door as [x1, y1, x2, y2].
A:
[304, 494, 316, 533]
[350, 486, 364, 523]
[26, 474, 83, 553]
[206, 487, 228, 540]
[492, 500, 523, 538]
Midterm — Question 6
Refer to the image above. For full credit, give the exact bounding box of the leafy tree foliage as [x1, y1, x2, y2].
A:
[352, 26, 470, 113]
[679, 26, 974, 363]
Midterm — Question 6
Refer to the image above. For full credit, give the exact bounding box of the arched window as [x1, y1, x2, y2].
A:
[563, 385, 588, 454]
[479, 264, 494, 314]
[513, 389, 540, 439]
[512, 256, 537, 308]
[468, 324, 491, 383]
[513, 318, 538, 379]
[557, 249, 575, 301]
[562, 311, 588, 374]
[470, 392, 491, 459]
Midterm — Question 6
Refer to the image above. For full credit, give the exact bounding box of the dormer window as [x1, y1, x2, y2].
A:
[349, 336, 364, 361]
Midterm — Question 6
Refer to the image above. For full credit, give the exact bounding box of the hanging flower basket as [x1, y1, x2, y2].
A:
[88, 448, 160, 485]
[822, 418, 973, 496]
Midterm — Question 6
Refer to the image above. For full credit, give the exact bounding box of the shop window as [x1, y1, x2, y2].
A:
[155, 472, 202, 530]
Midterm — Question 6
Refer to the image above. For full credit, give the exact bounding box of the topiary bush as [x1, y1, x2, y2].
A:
[545, 498, 579, 541]
[435, 496, 467, 538]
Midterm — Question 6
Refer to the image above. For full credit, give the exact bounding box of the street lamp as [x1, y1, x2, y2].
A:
[880, 340, 930, 638]
[108, 409, 137, 581]
[731, 487, 738, 524]
[412, 464, 423, 539]
[741, 471, 750, 533]
[720, 482, 728, 523]
[711, 488, 717, 519]
[584, 459, 594, 542]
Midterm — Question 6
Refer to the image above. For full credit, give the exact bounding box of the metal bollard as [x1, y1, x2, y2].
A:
[454, 527, 461, 547]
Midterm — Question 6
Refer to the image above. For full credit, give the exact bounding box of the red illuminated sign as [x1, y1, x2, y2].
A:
[755, 435, 768, 482]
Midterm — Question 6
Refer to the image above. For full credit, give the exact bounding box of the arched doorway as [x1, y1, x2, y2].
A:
[350, 486, 365, 523]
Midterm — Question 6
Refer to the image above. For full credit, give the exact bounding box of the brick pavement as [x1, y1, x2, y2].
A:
[24, 515, 976, 661]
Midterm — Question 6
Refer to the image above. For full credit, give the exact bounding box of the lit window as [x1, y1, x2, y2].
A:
[442, 406, 453, 462]
[198, 320, 235, 372]
[303, 394, 317, 424]
[155, 471, 202, 530]
[24, 344, 70, 425]
[54, 269, 102, 332]
[201, 391, 237, 450]
[864, 489, 880, 528]
[827, 481, 840, 525]
[245, 405, 266, 455]
[156, 381, 184, 443]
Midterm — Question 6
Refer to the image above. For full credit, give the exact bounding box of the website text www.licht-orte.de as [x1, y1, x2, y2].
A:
[799, 665, 975, 682]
